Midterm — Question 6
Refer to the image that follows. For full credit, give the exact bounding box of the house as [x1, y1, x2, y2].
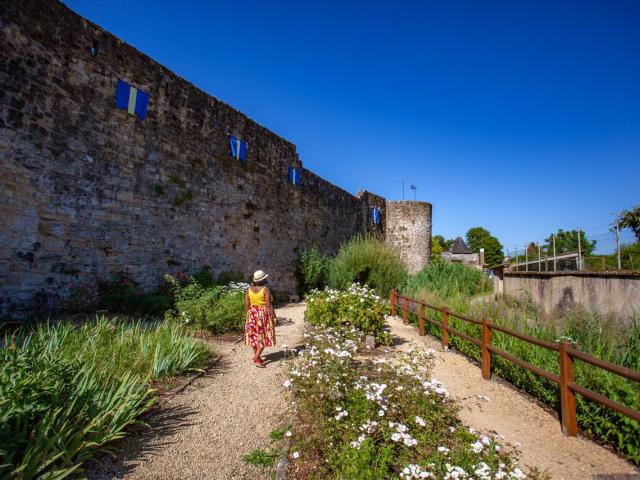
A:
[441, 237, 483, 268]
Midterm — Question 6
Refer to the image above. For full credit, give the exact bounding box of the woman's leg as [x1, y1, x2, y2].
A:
[255, 346, 264, 361]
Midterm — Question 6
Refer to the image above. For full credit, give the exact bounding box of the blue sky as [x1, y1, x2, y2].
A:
[64, 0, 640, 251]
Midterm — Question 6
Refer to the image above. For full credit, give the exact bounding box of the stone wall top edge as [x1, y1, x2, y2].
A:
[6, 0, 296, 149]
[386, 200, 432, 207]
[504, 271, 640, 279]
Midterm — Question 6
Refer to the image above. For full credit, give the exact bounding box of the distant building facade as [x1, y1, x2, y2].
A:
[441, 237, 483, 268]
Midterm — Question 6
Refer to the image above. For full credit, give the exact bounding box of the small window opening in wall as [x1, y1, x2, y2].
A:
[91, 40, 99, 57]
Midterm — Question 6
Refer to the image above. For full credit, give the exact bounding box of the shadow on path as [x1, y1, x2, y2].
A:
[85, 356, 232, 479]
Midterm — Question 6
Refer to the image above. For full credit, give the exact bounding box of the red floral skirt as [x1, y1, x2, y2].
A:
[244, 305, 276, 348]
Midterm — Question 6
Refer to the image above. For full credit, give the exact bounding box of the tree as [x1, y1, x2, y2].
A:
[431, 235, 455, 258]
[431, 235, 446, 258]
[544, 229, 596, 255]
[616, 205, 640, 241]
[465, 227, 504, 267]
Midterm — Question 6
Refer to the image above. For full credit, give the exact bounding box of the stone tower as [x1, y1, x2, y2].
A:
[385, 201, 433, 274]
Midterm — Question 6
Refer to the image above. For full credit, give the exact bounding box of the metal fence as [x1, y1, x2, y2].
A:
[505, 224, 638, 272]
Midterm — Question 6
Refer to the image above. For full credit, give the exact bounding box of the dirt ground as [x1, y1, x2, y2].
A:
[387, 315, 640, 480]
[87, 303, 306, 480]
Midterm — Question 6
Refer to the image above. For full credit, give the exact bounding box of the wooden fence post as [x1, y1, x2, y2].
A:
[402, 297, 408, 325]
[419, 304, 425, 336]
[559, 341, 578, 436]
[390, 289, 397, 317]
[441, 308, 449, 349]
[481, 318, 491, 379]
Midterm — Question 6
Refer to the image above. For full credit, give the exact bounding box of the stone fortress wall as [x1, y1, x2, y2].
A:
[0, 0, 432, 317]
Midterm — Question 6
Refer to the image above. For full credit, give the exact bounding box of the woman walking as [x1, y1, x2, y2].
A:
[244, 270, 276, 368]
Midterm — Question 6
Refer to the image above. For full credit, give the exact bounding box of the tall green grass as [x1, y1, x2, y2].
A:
[0, 317, 210, 479]
[328, 235, 407, 298]
[402, 259, 492, 298]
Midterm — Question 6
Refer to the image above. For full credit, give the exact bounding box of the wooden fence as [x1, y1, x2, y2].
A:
[389, 289, 640, 436]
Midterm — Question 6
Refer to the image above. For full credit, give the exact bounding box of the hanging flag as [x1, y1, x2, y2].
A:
[371, 207, 381, 224]
[115, 79, 149, 120]
[229, 136, 248, 162]
[288, 166, 301, 186]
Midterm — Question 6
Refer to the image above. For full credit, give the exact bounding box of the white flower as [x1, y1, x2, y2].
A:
[510, 468, 526, 479]
[378, 409, 385, 417]
[282, 379, 292, 388]
[415, 416, 426, 426]
[471, 440, 484, 453]
[292, 451, 300, 459]
[437, 446, 450, 453]
[285, 430, 292, 437]
[391, 433, 402, 442]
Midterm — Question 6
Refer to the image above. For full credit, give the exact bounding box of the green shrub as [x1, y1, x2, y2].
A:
[403, 259, 492, 299]
[97, 275, 173, 317]
[296, 247, 331, 296]
[328, 236, 407, 298]
[0, 318, 210, 479]
[304, 283, 391, 344]
[165, 275, 246, 334]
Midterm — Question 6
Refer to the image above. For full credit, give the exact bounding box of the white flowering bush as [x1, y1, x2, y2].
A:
[285, 326, 545, 479]
[304, 283, 391, 344]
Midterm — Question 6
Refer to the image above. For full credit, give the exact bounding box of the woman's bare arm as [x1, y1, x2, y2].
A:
[264, 288, 276, 319]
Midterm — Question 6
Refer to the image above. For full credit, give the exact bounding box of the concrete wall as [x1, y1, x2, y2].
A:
[504, 271, 640, 318]
[1, 0, 407, 317]
[386, 201, 432, 274]
[442, 252, 480, 268]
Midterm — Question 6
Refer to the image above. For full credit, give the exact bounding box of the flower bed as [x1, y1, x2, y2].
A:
[304, 283, 391, 344]
[284, 326, 543, 479]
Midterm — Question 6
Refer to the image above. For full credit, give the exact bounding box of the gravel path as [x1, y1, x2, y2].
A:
[88, 303, 305, 480]
[388, 315, 640, 480]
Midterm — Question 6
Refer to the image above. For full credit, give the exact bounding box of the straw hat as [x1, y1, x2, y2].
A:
[253, 270, 269, 283]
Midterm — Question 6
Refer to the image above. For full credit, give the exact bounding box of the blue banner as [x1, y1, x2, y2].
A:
[371, 207, 381, 224]
[115, 79, 148, 120]
[288, 166, 301, 186]
[229, 136, 248, 162]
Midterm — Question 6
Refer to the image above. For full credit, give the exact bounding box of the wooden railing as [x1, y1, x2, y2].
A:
[390, 289, 640, 436]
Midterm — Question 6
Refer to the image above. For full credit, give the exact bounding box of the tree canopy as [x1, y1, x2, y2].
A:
[465, 227, 504, 267]
[544, 229, 596, 255]
[616, 205, 640, 241]
[431, 235, 454, 258]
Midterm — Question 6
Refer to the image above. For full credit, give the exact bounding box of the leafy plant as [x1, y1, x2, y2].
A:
[296, 247, 331, 296]
[97, 275, 173, 317]
[165, 275, 246, 334]
[328, 235, 407, 298]
[243, 448, 280, 468]
[0, 317, 210, 479]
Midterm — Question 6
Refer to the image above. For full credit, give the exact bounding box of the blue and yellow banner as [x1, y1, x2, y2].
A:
[115, 79, 149, 120]
[288, 166, 301, 186]
[229, 136, 248, 162]
[371, 207, 381, 224]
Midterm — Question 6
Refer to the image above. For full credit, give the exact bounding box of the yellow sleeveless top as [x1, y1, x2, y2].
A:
[248, 287, 267, 306]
